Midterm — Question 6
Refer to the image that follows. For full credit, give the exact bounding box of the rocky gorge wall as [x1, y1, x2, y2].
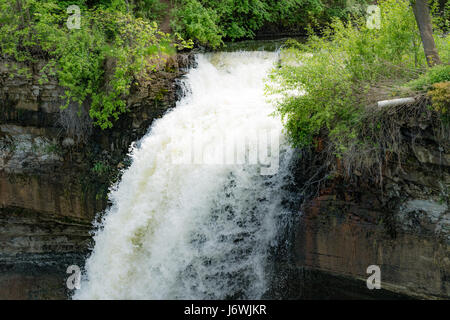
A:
[287, 108, 450, 299]
[0, 53, 194, 299]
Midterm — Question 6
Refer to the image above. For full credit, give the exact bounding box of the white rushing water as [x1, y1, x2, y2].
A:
[74, 51, 296, 299]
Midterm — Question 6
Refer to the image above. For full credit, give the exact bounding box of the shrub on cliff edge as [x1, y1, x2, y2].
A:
[267, 0, 449, 183]
[0, 0, 192, 130]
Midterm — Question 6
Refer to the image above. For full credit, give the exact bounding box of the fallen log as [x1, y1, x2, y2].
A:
[377, 97, 416, 108]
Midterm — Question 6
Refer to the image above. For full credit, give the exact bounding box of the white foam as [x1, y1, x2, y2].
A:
[74, 51, 293, 299]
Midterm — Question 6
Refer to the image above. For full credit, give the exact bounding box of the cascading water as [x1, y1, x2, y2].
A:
[74, 51, 298, 300]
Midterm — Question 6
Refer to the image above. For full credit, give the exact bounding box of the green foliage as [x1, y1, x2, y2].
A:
[171, 0, 224, 48]
[171, 0, 369, 48]
[430, 0, 450, 33]
[270, 0, 368, 29]
[435, 33, 450, 65]
[204, 0, 272, 41]
[132, 0, 169, 22]
[171, 0, 273, 47]
[267, 0, 427, 150]
[407, 64, 450, 90]
[0, 0, 192, 129]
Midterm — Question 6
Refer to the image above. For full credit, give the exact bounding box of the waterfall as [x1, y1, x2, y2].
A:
[73, 51, 297, 299]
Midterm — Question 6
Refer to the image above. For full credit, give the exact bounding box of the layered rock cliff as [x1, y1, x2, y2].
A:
[285, 103, 450, 299]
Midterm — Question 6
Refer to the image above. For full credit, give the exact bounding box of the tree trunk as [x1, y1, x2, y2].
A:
[411, 0, 442, 67]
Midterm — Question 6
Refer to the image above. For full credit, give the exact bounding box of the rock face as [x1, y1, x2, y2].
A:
[0, 54, 194, 299]
[292, 114, 450, 299]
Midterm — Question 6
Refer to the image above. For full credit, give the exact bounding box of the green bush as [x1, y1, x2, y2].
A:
[170, 0, 369, 48]
[267, 0, 427, 150]
[132, 0, 169, 22]
[204, 0, 272, 41]
[270, 0, 368, 30]
[171, 0, 273, 48]
[408, 64, 450, 90]
[0, 0, 192, 129]
[171, 0, 224, 48]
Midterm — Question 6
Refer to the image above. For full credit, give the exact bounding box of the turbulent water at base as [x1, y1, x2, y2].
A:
[74, 51, 298, 300]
